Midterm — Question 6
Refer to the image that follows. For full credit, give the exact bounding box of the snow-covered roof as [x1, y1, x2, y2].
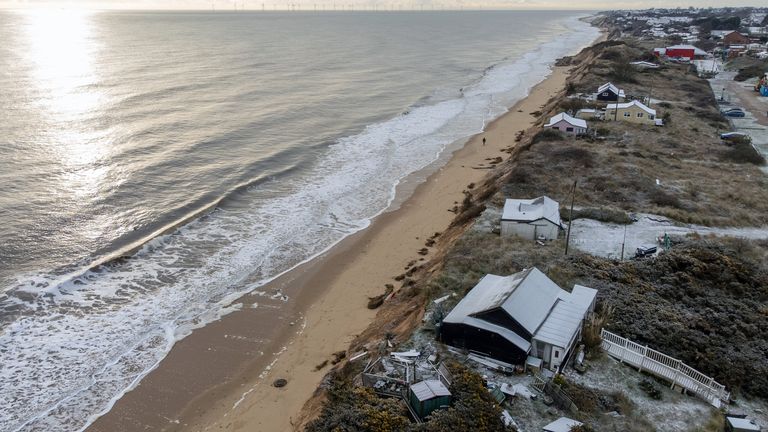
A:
[545, 112, 587, 129]
[443, 268, 565, 336]
[501, 196, 561, 226]
[630, 61, 659, 68]
[569, 285, 598, 309]
[533, 286, 597, 349]
[606, 100, 656, 116]
[500, 268, 564, 334]
[726, 417, 760, 431]
[597, 82, 625, 98]
[543, 417, 583, 432]
[410, 380, 451, 401]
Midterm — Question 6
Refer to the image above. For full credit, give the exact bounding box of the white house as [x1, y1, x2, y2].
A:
[544, 112, 588, 135]
[440, 268, 598, 371]
[501, 196, 562, 240]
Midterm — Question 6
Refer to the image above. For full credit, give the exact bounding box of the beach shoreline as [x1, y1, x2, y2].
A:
[85, 31, 604, 432]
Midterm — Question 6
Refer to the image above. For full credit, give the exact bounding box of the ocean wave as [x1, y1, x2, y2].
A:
[0, 14, 599, 432]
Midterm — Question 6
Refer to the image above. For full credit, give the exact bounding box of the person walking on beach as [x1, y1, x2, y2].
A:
[482, 137, 486, 146]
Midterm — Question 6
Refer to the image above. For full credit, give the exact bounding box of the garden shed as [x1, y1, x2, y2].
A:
[408, 380, 451, 420]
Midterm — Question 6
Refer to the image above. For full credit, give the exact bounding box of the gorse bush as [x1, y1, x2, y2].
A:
[532, 128, 565, 144]
[721, 141, 766, 165]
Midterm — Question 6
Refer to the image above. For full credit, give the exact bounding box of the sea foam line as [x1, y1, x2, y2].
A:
[1, 15, 599, 432]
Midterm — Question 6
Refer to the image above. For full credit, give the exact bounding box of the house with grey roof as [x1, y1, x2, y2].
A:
[501, 196, 563, 240]
[440, 268, 597, 371]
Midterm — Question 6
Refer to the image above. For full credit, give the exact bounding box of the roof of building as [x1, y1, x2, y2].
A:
[444, 268, 568, 332]
[725, 417, 761, 431]
[544, 112, 587, 129]
[410, 380, 451, 401]
[533, 286, 597, 349]
[629, 60, 659, 68]
[543, 417, 584, 432]
[597, 82, 626, 98]
[665, 44, 708, 56]
[606, 100, 656, 116]
[501, 196, 562, 226]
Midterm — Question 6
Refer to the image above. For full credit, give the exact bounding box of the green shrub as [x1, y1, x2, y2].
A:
[721, 141, 766, 165]
[532, 128, 565, 144]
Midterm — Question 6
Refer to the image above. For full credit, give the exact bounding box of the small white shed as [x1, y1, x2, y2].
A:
[726, 417, 761, 432]
[543, 417, 583, 432]
[501, 196, 562, 240]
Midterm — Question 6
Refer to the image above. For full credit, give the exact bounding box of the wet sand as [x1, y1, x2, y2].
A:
[86, 64, 577, 432]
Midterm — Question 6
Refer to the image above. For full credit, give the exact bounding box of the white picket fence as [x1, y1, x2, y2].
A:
[601, 329, 729, 407]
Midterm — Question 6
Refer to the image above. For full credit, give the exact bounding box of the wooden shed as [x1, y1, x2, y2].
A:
[408, 380, 451, 420]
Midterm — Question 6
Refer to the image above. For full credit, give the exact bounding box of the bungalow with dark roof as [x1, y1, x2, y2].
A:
[440, 268, 597, 371]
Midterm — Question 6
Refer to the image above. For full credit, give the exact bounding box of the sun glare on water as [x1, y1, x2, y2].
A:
[20, 9, 115, 202]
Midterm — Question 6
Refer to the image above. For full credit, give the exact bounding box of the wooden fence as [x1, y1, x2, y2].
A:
[601, 329, 729, 407]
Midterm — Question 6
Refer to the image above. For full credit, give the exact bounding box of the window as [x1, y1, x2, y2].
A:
[650, 114, 655, 120]
[566, 127, 574, 132]
[623, 112, 631, 117]
[637, 112, 644, 118]
[554, 351, 559, 358]
[552, 126, 559, 130]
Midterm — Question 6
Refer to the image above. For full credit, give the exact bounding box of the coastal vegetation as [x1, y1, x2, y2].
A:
[306, 362, 513, 432]
[300, 21, 768, 432]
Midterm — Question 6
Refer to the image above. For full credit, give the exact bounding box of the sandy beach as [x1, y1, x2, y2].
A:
[86, 61, 581, 432]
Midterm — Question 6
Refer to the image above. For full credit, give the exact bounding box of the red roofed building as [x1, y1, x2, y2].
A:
[723, 31, 750, 47]
[654, 44, 708, 60]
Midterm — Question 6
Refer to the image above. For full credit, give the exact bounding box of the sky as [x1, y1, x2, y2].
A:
[0, 0, 764, 10]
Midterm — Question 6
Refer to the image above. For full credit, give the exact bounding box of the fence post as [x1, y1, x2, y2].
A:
[638, 346, 647, 373]
[670, 359, 682, 389]
[618, 337, 626, 364]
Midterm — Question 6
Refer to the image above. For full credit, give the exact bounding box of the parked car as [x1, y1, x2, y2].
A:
[720, 132, 750, 143]
[721, 108, 746, 118]
[635, 246, 657, 258]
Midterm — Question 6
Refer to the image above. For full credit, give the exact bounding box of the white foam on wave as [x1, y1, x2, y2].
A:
[0, 16, 599, 432]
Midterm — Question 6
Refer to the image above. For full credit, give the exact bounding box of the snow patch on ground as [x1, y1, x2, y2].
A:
[569, 212, 768, 259]
[564, 355, 715, 432]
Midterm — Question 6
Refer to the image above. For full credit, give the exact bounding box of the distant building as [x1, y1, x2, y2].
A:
[500, 196, 562, 240]
[723, 31, 750, 47]
[711, 29, 733, 39]
[408, 380, 451, 420]
[629, 60, 660, 69]
[544, 112, 588, 135]
[440, 268, 597, 371]
[654, 44, 708, 60]
[605, 100, 658, 125]
[596, 82, 625, 101]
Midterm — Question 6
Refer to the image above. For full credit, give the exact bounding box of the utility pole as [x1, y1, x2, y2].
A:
[564, 180, 577, 256]
[620, 224, 627, 260]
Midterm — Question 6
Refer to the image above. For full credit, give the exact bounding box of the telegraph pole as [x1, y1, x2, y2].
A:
[564, 180, 577, 256]
[620, 224, 627, 260]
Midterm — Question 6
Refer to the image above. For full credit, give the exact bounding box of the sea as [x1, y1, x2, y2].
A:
[0, 9, 599, 431]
